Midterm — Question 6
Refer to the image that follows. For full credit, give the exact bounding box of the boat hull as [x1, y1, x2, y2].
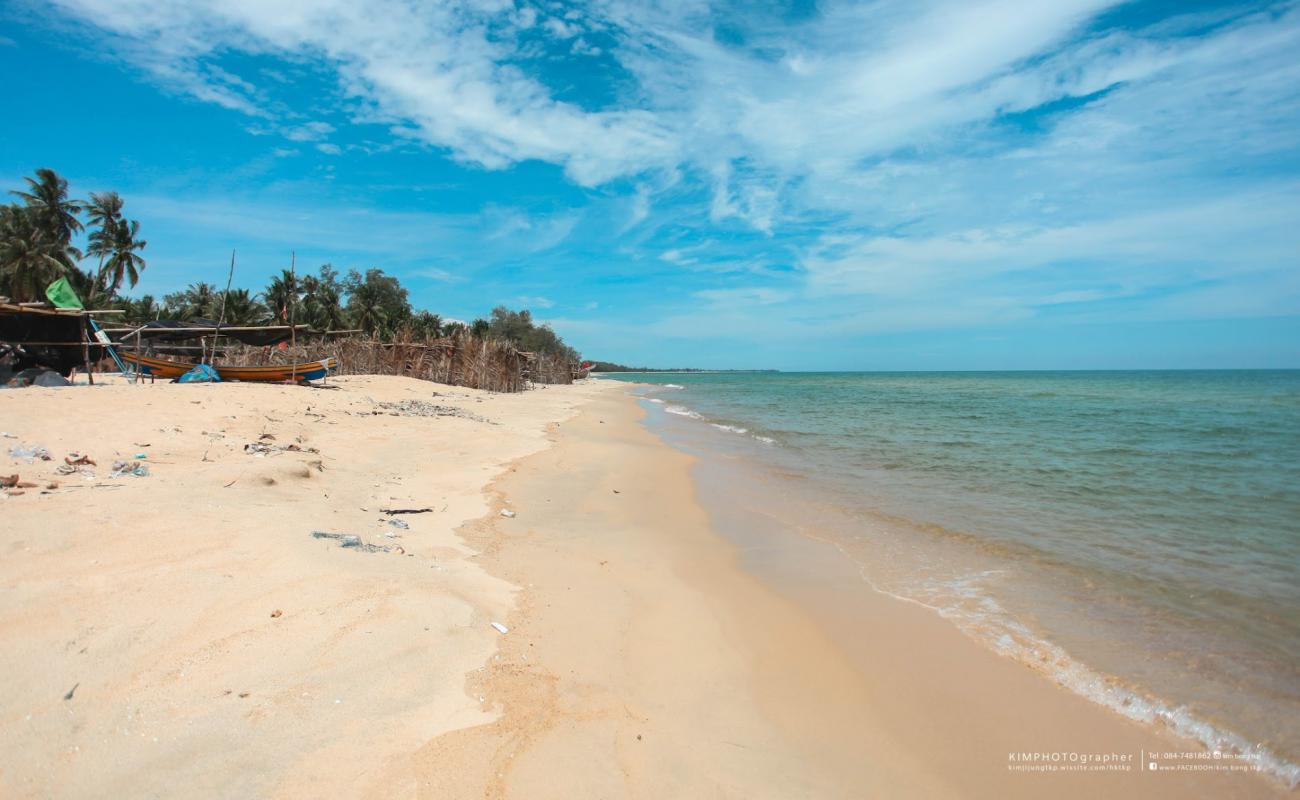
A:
[122, 352, 337, 382]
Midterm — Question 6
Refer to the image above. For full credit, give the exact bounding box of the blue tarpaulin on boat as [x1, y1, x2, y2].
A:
[177, 364, 221, 383]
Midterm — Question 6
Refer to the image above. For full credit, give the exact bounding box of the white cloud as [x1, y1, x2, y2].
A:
[285, 121, 335, 142]
[484, 208, 579, 251]
[37, 0, 1300, 348]
[693, 287, 789, 307]
[315, 142, 342, 155]
[49, 0, 679, 185]
[543, 16, 578, 39]
[620, 185, 650, 232]
[514, 295, 554, 309]
[804, 185, 1300, 301]
[413, 266, 460, 283]
[570, 38, 601, 56]
[45, 0, 1300, 216]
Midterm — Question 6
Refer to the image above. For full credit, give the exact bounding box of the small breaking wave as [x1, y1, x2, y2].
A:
[663, 383, 684, 389]
[886, 570, 1300, 788]
[664, 404, 704, 419]
[712, 423, 749, 434]
[654, 402, 776, 445]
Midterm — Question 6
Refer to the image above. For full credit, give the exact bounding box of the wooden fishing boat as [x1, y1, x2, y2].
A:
[122, 352, 337, 382]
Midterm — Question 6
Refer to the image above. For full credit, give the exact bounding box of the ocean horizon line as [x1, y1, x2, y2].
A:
[598, 366, 1300, 374]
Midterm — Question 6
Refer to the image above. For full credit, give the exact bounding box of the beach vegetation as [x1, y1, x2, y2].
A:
[1, 169, 145, 304]
[487, 306, 578, 362]
[1, 168, 580, 363]
[409, 310, 443, 338]
[12, 168, 83, 260]
[299, 265, 348, 332]
[216, 288, 268, 326]
[345, 267, 411, 338]
[164, 282, 221, 320]
[0, 204, 71, 302]
[99, 218, 147, 299]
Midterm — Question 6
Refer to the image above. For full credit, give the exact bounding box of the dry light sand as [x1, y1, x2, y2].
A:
[0, 375, 1287, 798]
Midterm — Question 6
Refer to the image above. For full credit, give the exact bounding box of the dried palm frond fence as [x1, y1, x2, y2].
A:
[215, 331, 574, 392]
[519, 350, 577, 385]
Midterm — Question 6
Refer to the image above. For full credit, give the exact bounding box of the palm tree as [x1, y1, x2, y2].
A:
[263, 269, 299, 323]
[85, 191, 124, 298]
[172, 282, 219, 319]
[122, 294, 161, 324]
[348, 280, 389, 337]
[307, 264, 349, 331]
[302, 276, 348, 331]
[0, 204, 69, 301]
[11, 168, 83, 260]
[85, 191, 122, 232]
[61, 264, 98, 306]
[410, 310, 443, 339]
[99, 218, 146, 296]
[217, 288, 267, 326]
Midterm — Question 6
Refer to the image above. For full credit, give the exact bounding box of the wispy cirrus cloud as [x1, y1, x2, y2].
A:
[19, 0, 1300, 366]
[46, 0, 678, 184]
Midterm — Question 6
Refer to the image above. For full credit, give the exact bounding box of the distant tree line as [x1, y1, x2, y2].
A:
[589, 362, 776, 373]
[588, 361, 696, 372]
[0, 168, 579, 361]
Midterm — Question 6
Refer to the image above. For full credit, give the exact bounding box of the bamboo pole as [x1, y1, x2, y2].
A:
[208, 249, 236, 366]
[289, 251, 298, 384]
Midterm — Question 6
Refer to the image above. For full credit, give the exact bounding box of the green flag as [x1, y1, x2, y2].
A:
[45, 277, 84, 310]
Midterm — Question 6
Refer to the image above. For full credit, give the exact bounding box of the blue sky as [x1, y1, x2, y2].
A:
[1, 0, 1297, 369]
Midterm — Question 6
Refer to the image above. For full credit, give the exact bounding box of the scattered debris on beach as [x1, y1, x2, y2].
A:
[380, 507, 433, 515]
[109, 460, 150, 478]
[8, 444, 51, 462]
[310, 530, 392, 553]
[361, 399, 495, 424]
[1, 474, 36, 489]
[244, 433, 320, 457]
[500, 509, 516, 518]
[54, 463, 94, 478]
[490, 622, 509, 634]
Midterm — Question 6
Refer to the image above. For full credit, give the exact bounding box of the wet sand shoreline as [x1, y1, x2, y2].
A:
[417, 384, 1284, 798]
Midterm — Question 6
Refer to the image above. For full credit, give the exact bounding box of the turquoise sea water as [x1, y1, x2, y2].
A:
[599, 370, 1300, 784]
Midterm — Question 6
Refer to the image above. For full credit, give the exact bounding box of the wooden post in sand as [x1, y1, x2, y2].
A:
[134, 327, 142, 385]
[289, 251, 298, 385]
[80, 315, 94, 386]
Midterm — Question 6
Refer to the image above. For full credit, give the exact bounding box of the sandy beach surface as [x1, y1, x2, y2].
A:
[0, 376, 1286, 798]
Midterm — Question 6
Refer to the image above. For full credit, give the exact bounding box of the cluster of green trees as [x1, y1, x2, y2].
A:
[133, 271, 577, 360]
[0, 168, 146, 305]
[0, 168, 580, 362]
